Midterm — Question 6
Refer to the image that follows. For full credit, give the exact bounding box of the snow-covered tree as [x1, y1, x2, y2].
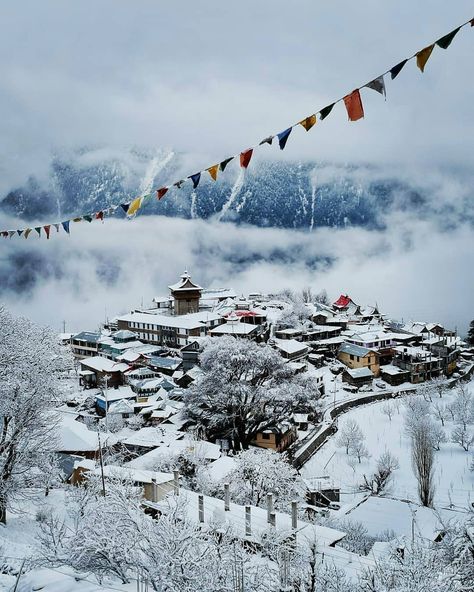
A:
[0, 307, 72, 523]
[362, 450, 400, 494]
[411, 420, 436, 507]
[278, 293, 312, 329]
[451, 422, 474, 451]
[467, 320, 474, 346]
[226, 448, 305, 509]
[336, 419, 364, 455]
[432, 401, 448, 426]
[382, 402, 394, 421]
[184, 336, 322, 450]
[349, 439, 370, 463]
[430, 422, 447, 451]
[452, 384, 473, 428]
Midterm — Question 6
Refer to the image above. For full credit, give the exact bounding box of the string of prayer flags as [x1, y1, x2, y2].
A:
[390, 59, 408, 80]
[319, 103, 335, 120]
[156, 187, 169, 200]
[277, 127, 292, 150]
[219, 157, 234, 172]
[240, 148, 253, 168]
[365, 76, 386, 97]
[436, 27, 461, 49]
[344, 89, 364, 121]
[416, 44, 435, 72]
[2, 16, 473, 242]
[189, 172, 201, 189]
[299, 114, 317, 131]
[206, 164, 219, 181]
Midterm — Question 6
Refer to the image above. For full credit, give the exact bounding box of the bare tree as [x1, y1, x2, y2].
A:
[336, 419, 364, 455]
[382, 402, 394, 422]
[432, 402, 448, 426]
[430, 422, 447, 451]
[451, 423, 474, 452]
[411, 420, 436, 507]
[362, 450, 399, 494]
[350, 439, 370, 463]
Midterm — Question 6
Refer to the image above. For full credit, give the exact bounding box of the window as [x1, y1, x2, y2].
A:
[356, 356, 360, 362]
[262, 433, 271, 440]
[350, 354, 354, 361]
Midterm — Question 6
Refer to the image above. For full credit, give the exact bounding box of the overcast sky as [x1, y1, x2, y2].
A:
[1, 1, 473, 333]
[1, 0, 474, 190]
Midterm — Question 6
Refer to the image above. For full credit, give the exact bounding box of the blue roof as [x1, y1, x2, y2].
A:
[72, 331, 101, 343]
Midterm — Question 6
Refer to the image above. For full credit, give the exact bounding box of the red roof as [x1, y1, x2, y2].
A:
[224, 310, 257, 318]
[333, 294, 351, 308]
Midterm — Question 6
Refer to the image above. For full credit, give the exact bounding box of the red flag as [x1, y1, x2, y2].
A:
[343, 89, 364, 121]
[95, 211, 104, 221]
[156, 187, 169, 200]
[240, 148, 253, 169]
[44, 225, 51, 239]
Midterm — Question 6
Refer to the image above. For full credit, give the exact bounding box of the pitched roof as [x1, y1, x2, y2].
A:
[168, 270, 202, 292]
[339, 343, 375, 357]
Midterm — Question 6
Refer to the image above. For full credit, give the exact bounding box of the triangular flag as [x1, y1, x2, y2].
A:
[35, 227, 42, 237]
[44, 225, 51, 239]
[95, 211, 104, 221]
[8, 231, 15, 238]
[277, 127, 292, 150]
[206, 164, 219, 181]
[416, 44, 434, 72]
[343, 89, 364, 121]
[471, 18, 474, 26]
[240, 149, 253, 169]
[259, 136, 273, 146]
[120, 204, 130, 214]
[174, 180, 185, 189]
[219, 157, 234, 172]
[54, 223, 60, 232]
[319, 103, 335, 120]
[365, 76, 386, 97]
[61, 221, 70, 234]
[156, 187, 169, 200]
[73, 217, 83, 222]
[127, 197, 142, 217]
[299, 114, 317, 131]
[24, 228, 32, 239]
[390, 59, 408, 80]
[1, 232, 7, 238]
[436, 27, 461, 49]
[83, 214, 93, 223]
[189, 173, 201, 189]
[17, 229, 23, 236]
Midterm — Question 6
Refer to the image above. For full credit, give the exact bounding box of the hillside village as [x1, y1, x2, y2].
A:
[2, 272, 474, 591]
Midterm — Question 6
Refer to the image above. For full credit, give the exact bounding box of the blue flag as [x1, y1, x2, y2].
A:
[277, 127, 292, 150]
[189, 172, 201, 189]
[61, 221, 70, 234]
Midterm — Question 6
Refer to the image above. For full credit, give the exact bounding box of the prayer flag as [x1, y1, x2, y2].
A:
[174, 180, 185, 189]
[299, 114, 317, 131]
[277, 127, 292, 150]
[35, 227, 41, 237]
[416, 44, 434, 72]
[436, 27, 461, 49]
[206, 164, 219, 181]
[95, 211, 104, 221]
[259, 136, 273, 146]
[471, 18, 474, 26]
[8, 231, 14, 238]
[127, 197, 142, 217]
[120, 204, 130, 214]
[343, 89, 364, 121]
[390, 59, 408, 80]
[189, 172, 201, 189]
[365, 76, 386, 97]
[319, 103, 335, 120]
[219, 157, 234, 171]
[24, 228, 32, 239]
[73, 217, 82, 222]
[156, 187, 169, 200]
[62, 221, 70, 234]
[54, 223, 60, 232]
[17, 230, 23, 236]
[240, 148, 253, 168]
[44, 225, 51, 239]
[83, 214, 93, 223]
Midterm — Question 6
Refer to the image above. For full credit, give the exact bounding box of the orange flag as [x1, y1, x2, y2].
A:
[240, 149, 253, 169]
[206, 164, 219, 181]
[24, 228, 32, 239]
[299, 114, 317, 131]
[416, 44, 434, 72]
[343, 89, 364, 122]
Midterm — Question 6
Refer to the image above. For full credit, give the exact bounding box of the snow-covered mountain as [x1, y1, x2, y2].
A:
[1, 146, 473, 230]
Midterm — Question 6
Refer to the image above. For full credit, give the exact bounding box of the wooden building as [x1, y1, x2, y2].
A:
[168, 270, 202, 316]
[337, 343, 380, 377]
[252, 423, 297, 452]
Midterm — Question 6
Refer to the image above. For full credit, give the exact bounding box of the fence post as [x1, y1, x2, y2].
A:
[267, 493, 273, 524]
[245, 505, 251, 537]
[224, 482, 230, 511]
[198, 494, 205, 523]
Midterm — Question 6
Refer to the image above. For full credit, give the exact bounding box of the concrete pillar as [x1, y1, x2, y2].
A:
[173, 470, 179, 496]
[291, 501, 298, 530]
[224, 483, 230, 511]
[245, 505, 251, 537]
[269, 511, 276, 527]
[151, 478, 158, 503]
[198, 494, 204, 523]
[267, 493, 274, 524]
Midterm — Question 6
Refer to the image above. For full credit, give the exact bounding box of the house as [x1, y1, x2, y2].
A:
[274, 339, 309, 362]
[55, 415, 107, 459]
[90, 465, 175, 502]
[79, 356, 130, 388]
[425, 338, 460, 376]
[180, 339, 202, 371]
[169, 270, 203, 315]
[392, 346, 442, 383]
[342, 366, 374, 387]
[71, 331, 101, 359]
[209, 314, 262, 339]
[252, 422, 297, 452]
[337, 343, 380, 377]
[380, 364, 411, 386]
[95, 385, 136, 414]
[345, 329, 394, 365]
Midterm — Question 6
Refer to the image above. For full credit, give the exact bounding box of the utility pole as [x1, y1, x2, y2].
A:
[97, 431, 106, 496]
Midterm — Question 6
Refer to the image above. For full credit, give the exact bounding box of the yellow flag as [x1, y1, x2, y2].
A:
[206, 164, 219, 181]
[24, 228, 32, 239]
[416, 44, 434, 72]
[299, 114, 317, 131]
[127, 196, 142, 217]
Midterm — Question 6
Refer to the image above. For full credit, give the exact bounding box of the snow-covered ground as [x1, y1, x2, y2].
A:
[302, 378, 474, 512]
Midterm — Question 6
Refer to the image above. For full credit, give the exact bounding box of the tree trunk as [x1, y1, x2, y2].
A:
[0, 496, 7, 525]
